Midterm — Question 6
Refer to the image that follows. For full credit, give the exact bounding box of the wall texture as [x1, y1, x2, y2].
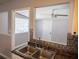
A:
[0, 34, 11, 58]
[0, 12, 8, 34]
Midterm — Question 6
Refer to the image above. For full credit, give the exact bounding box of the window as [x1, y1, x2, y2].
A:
[15, 10, 29, 33]
[35, 4, 69, 45]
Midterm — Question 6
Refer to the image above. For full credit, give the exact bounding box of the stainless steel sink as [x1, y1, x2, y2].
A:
[12, 45, 39, 59]
[32, 48, 56, 59]
[12, 45, 56, 59]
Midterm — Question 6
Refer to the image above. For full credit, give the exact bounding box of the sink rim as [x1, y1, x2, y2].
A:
[32, 48, 56, 59]
[12, 45, 40, 59]
[12, 45, 56, 59]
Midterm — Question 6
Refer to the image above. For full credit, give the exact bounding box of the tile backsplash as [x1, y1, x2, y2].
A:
[30, 33, 78, 56]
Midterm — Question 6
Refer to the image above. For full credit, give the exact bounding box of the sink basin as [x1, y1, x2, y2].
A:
[32, 48, 56, 59]
[12, 45, 56, 59]
[12, 45, 39, 59]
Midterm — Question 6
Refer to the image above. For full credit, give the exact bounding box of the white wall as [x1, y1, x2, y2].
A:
[0, 12, 8, 34]
[0, 34, 11, 58]
[0, 12, 11, 58]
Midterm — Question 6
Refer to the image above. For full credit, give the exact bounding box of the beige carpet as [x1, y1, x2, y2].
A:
[0, 55, 6, 59]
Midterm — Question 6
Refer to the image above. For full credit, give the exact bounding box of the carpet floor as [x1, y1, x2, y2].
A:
[0, 55, 6, 59]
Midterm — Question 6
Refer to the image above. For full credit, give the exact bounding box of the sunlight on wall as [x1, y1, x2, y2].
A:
[73, 0, 78, 34]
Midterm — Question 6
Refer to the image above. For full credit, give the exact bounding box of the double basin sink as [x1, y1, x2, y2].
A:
[12, 45, 56, 59]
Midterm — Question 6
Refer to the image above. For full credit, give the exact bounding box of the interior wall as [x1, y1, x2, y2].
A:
[0, 12, 8, 34]
[0, 12, 11, 58]
[0, 34, 11, 58]
[73, 0, 78, 34]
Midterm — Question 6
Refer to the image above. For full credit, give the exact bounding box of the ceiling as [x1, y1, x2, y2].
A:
[0, 0, 11, 5]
